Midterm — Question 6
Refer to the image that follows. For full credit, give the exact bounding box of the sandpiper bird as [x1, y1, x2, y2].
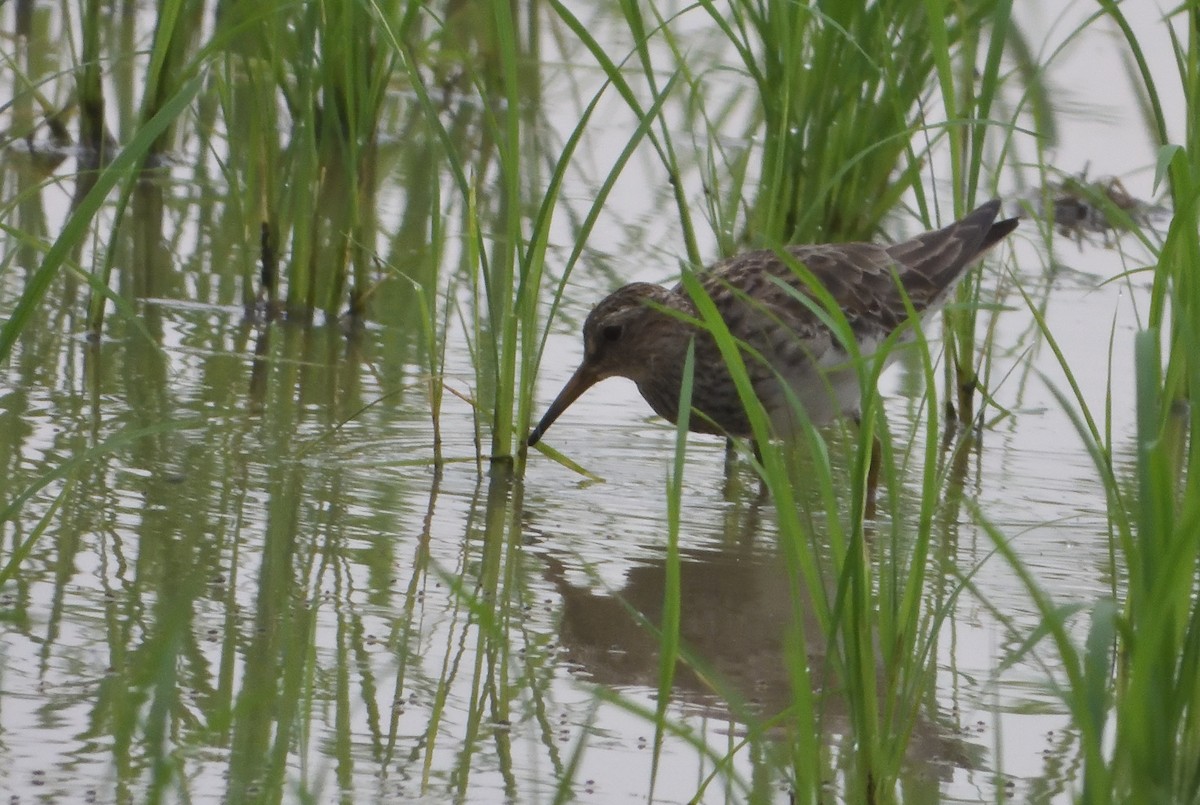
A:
[527, 200, 1018, 450]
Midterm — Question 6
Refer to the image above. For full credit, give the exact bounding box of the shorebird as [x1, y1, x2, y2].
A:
[527, 200, 1018, 468]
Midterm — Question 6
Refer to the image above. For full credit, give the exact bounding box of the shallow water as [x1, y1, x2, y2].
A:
[0, 1, 1184, 802]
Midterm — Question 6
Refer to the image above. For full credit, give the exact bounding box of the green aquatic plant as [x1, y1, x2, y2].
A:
[688, 0, 1018, 245]
[980, 2, 1200, 788]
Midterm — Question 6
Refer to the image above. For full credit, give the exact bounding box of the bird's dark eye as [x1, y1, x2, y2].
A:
[602, 324, 622, 342]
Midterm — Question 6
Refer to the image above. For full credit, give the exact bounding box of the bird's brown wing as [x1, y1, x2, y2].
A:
[689, 242, 900, 368]
[694, 198, 1012, 357]
[670, 200, 1015, 431]
[882, 198, 1010, 310]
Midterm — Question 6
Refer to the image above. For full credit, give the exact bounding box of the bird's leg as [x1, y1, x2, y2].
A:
[749, 439, 769, 502]
[865, 433, 881, 520]
[721, 438, 739, 500]
[756, 461, 770, 502]
[956, 372, 978, 429]
[853, 413, 881, 519]
[720, 438, 771, 501]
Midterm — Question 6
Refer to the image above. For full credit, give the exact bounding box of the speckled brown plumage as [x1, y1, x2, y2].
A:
[528, 200, 1018, 446]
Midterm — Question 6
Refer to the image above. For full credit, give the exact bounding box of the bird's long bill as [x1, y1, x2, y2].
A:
[527, 364, 600, 447]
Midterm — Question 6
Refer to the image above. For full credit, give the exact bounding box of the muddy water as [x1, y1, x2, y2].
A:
[0, 1, 1181, 802]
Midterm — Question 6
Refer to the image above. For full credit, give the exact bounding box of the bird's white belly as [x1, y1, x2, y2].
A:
[760, 343, 886, 436]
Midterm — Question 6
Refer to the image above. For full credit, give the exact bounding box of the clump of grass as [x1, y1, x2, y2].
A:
[981, 315, 1199, 802]
[694, 0, 1018, 246]
[1, 71, 206, 361]
[977, 4, 1200, 800]
[372, 1, 708, 463]
[1100, 0, 1199, 453]
[372, 2, 540, 462]
[211, 0, 399, 322]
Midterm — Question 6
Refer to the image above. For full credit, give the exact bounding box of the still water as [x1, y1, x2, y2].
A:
[0, 1, 1181, 802]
